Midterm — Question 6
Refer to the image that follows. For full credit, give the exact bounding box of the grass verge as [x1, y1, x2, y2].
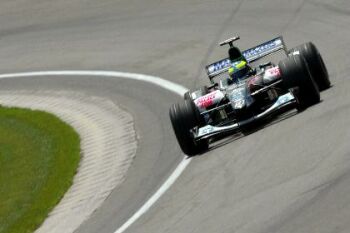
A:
[0, 106, 80, 233]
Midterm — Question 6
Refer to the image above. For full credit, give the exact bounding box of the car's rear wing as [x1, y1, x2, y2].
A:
[205, 36, 287, 79]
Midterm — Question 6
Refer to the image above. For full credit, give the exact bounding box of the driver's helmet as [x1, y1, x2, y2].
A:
[228, 60, 249, 82]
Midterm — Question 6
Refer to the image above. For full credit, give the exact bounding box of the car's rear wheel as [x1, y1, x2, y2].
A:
[278, 55, 320, 110]
[289, 42, 330, 91]
[169, 99, 208, 156]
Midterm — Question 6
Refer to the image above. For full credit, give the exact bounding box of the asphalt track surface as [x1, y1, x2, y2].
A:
[1, 0, 350, 233]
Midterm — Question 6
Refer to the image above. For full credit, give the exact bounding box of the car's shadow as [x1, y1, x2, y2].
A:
[195, 85, 332, 157]
[197, 109, 298, 156]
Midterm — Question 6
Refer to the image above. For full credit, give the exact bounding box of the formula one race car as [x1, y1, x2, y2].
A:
[169, 36, 330, 156]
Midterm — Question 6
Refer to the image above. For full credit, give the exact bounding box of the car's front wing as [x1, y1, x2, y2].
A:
[194, 92, 297, 140]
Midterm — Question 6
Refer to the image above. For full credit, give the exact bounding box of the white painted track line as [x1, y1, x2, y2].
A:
[0, 70, 190, 233]
[115, 156, 192, 233]
[0, 70, 188, 96]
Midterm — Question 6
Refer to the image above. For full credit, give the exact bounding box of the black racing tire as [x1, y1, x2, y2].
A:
[278, 55, 320, 110]
[183, 85, 209, 100]
[289, 42, 330, 91]
[169, 99, 208, 156]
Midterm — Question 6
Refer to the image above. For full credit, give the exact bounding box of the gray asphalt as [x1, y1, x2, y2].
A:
[1, 0, 350, 233]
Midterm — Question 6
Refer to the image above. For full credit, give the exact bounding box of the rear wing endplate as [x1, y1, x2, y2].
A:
[206, 36, 286, 79]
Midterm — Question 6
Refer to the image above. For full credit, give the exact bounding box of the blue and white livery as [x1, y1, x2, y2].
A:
[206, 36, 286, 78]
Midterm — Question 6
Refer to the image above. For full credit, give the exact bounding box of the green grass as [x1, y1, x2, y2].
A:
[0, 107, 80, 233]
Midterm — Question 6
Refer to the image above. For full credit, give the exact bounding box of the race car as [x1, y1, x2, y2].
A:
[169, 36, 330, 156]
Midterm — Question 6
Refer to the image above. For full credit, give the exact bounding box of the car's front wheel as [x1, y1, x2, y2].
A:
[279, 55, 320, 110]
[169, 99, 208, 156]
[289, 42, 330, 91]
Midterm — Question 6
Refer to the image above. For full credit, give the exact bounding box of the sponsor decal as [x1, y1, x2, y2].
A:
[234, 99, 245, 109]
[198, 125, 215, 136]
[195, 92, 217, 108]
[276, 93, 294, 105]
[266, 67, 281, 77]
[243, 38, 283, 60]
[195, 90, 224, 109]
[207, 59, 231, 74]
[248, 75, 260, 86]
[228, 91, 244, 101]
